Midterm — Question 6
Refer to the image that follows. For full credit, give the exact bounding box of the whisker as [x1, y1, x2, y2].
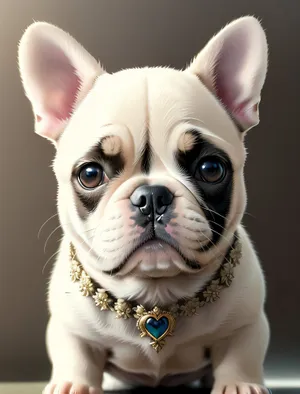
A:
[196, 229, 233, 265]
[102, 234, 144, 254]
[243, 211, 256, 219]
[174, 221, 218, 260]
[44, 229, 99, 273]
[186, 205, 250, 224]
[86, 219, 110, 264]
[42, 249, 60, 275]
[209, 227, 234, 245]
[43, 221, 102, 254]
[43, 224, 64, 254]
[180, 231, 209, 243]
[183, 209, 226, 232]
[54, 225, 100, 248]
[176, 221, 233, 265]
[72, 220, 116, 267]
[37, 213, 59, 239]
[182, 213, 235, 242]
[180, 224, 209, 233]
[192, 228, 223, 260]
[95, 234, 141, 267]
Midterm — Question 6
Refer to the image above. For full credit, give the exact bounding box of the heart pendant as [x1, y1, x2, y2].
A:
[145, 316, 169, 339]
[136, 307, 175, 353]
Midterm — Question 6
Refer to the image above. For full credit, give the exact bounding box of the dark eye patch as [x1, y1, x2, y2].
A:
[175, 131, 233, 249]
[89, 139, 125, 179]
[74, 185, 107, 215]
[72, 137, 125, 217]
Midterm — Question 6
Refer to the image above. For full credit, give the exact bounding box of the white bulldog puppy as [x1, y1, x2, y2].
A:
[19, 16, 270, 394]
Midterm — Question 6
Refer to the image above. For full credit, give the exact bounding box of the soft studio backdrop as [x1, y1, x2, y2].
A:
[0, 0, 298, 387]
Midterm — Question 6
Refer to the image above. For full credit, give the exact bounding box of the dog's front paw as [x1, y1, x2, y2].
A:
[212, 382, 270, 394]
[43, 382, 102, 394]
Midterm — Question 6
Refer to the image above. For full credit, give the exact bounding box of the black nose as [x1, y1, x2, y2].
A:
[130, 185, 174, 218]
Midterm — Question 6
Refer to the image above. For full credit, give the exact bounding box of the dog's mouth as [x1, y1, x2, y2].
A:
[102, 232, 201, 276]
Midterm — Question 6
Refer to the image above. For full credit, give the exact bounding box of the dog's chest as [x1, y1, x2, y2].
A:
[103, 333, 210, 386]
[74, 302, 214, 386]
[56, 287, 214, 385]
[50, 243, 247, 386]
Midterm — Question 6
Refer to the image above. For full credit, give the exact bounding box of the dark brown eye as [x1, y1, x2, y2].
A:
[78, 163, 104, 189]
[196, 157, 226, 183]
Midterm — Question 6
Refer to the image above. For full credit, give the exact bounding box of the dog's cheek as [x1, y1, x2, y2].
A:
[170, 200, 213, 251]
[91, 199, 146, 261]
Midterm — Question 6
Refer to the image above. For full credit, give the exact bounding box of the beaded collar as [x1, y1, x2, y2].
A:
[69, 236, 242, 353]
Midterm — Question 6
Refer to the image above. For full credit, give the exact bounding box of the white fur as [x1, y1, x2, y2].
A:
[19, 16, 270, 394]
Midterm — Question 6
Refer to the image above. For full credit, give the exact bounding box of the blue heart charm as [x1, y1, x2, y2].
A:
[145, 316, 169, 339]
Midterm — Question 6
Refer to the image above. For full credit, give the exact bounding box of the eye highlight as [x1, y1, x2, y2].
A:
[78, 163, 104, 189]
[195, 157, 226, 183]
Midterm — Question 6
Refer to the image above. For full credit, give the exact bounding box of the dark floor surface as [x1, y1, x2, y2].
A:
[104, 388, 295, 394]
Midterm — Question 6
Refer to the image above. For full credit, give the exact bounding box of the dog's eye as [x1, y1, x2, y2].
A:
[196, 158, 226, 183]
[78, 163, 104, 189]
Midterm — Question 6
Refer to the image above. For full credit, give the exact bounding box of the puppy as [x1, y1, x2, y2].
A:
[18, 16, 270, 394]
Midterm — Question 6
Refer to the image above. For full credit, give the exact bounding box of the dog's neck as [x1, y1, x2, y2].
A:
[68, 233, 240, 308]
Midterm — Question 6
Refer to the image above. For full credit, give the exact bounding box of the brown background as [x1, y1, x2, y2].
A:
[0, 0, 299, 383]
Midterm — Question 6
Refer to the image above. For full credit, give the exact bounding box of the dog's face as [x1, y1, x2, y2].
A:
[55, 67, 247, 279]
[19, 17, 268, 301]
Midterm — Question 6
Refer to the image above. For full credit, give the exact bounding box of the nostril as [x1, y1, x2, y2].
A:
[156, 190, 173, 206]
[157, 196, 164, 208]
[130, 187, 153, 216]
[156, 196, 168, 215]
[139, 195, 147, 208]
[130, 189, 148, 208]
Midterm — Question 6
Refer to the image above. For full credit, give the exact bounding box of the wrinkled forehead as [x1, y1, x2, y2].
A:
[56, 67, 245, 171]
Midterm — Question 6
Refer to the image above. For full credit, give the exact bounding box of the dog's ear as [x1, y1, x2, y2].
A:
[18, 22, 104, 142]
[186, 16, 268, 132]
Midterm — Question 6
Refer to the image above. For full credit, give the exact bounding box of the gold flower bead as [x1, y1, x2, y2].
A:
[169, 304, 180, 318]
[70, 261, 82, 282]
[180, 298, 200, 317]
[220, 262, 234, 287]
[203, 280, 223, 303]
[133, 305, 146, 319]
[93, 289, 114, 311]
[79, 272, 95, 297]
[114, 299, 132, 319]
[230, 242, 242, 265]
[69, 243, 77, 260]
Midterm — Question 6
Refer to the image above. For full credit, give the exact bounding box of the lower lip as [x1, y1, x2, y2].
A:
[143, 240, 168, 252]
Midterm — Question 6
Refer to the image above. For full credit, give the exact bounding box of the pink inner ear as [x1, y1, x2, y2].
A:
[48, 72, 81, 121]
[33, 41, 82, 139]
[211, 29, 260, 128]
[214, 43, 246, 114]
[214, 71, 259, 129]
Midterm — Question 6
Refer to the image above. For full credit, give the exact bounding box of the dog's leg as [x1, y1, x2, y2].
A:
[102, 373, 133, 391]
[43, 318, 105, 394]
[211, 313, 270, 394]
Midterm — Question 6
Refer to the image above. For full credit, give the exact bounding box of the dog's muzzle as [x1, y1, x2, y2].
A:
[101, 185, 202, 276]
